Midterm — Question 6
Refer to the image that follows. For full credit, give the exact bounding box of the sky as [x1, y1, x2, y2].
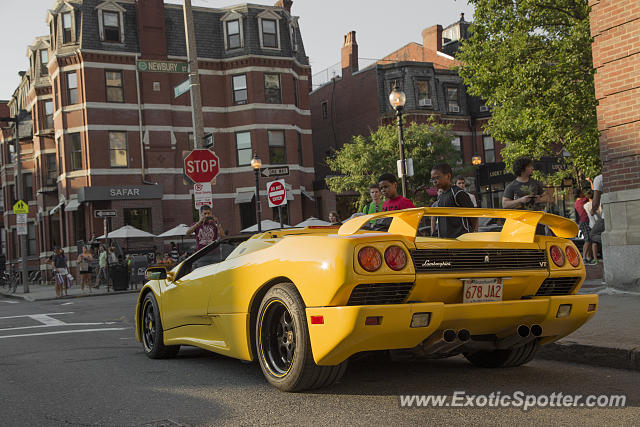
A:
[0, 0, 474, 100]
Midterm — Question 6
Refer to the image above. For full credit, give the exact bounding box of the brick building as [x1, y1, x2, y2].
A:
[0, 0, 314, 275]
[310, 17, 503, 219]
[589, 0, 640, 287]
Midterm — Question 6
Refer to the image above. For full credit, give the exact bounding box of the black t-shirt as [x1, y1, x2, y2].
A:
[503, 178, 543, 210]
[434, 185, 476, 238]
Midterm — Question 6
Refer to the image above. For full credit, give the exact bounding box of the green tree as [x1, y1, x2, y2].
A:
[326, 121, 467, 207]
[456, 0, 600, 182]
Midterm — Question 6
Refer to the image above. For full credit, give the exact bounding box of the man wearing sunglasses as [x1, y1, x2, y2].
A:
[430, 163, 477, 238]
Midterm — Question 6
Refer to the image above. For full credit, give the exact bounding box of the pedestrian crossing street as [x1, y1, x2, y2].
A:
[0, 309, 129, 340]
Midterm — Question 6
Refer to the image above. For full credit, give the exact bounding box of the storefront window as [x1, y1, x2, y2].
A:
[124, 208, 152, 233]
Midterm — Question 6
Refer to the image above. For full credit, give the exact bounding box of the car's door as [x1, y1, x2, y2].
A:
[161, 243, 224, 330]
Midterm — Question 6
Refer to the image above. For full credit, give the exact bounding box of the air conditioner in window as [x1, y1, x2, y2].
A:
[450, 105, 460, 113]
[418, 98, 432, 107]
[479, 105, 489, 112]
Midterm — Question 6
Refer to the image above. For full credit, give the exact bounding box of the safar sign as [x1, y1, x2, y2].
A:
[78, 185, 163, 202]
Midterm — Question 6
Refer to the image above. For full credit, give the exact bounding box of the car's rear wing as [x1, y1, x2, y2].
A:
[337, 207, 578, 243]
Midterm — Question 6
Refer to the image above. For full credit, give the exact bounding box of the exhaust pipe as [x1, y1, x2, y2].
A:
[422, 329, 466, 355]
[457, 329, 471, 342]
[496, 325, 531, 349]
[530, 324, 543, 337]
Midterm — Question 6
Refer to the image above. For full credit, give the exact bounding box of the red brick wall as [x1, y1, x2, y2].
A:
[590, 0, 640, 192]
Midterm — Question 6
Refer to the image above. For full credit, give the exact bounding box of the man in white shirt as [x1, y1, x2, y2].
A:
[455, 176, 478, 207]
[590, 174, 603, 216]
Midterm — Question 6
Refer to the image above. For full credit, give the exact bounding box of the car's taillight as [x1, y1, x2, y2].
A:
[565, 245, 580, 267]
[550, 245, 565, 267]
[384, 246, 407, 271]
[358, 246, 382, 272]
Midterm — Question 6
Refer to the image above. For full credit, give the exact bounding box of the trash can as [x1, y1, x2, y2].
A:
[110, 263, 129, 291]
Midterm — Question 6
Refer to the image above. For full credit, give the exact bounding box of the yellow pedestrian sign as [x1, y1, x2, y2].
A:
[13, 200, 29, 214]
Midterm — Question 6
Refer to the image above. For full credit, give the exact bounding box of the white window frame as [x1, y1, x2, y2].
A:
[96, 1, 126, 44]
[232, 74, 248, 104]
[221, 11, 244, 50]
[257, 9, 281, 51]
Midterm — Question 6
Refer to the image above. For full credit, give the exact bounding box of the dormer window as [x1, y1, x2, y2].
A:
[62, 12, 72, 43]
[226, 20, 241, 49]
[97, 1, 126, 44]
[103, 11, 120, 42]
[446, 86, 460, 113]
[257, 10, 281, 50]
[262, 20, 277, 48]
[39, 49, 49, 76]
[222, 11, 244, 50]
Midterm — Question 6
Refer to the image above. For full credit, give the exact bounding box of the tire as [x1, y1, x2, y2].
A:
[141, 293, 180, 359]
[463, 340, 539, 368]
[256, 283, 347, 392]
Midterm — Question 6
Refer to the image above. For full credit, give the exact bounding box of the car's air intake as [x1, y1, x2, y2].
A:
[347, 282, 414, 306]
[411, 249, 547, 273]
[535, 277, 580, 296]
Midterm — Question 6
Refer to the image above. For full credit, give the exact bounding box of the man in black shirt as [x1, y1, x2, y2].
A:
[502, 157, 548, 210]
[502, 157, 550, 235]
[430, 164, 477, 238]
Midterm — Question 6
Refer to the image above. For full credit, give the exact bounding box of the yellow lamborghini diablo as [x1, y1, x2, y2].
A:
[135, 207, 597, 392]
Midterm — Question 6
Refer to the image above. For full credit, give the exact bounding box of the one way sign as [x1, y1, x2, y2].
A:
[261, 166, 289, 178]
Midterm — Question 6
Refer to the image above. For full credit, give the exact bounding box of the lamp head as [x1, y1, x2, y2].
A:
[250, 153, 262, 170]
[389, 87, 406, 110]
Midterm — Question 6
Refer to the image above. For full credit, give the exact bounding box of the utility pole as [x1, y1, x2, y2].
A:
[183, 0, 205, 148]
[3, 109, 30, 293]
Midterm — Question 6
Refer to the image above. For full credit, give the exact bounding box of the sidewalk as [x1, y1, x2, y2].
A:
[538, 280, 640, 371]
[2, 278, 638, 371]
[0, 281, 140, 302]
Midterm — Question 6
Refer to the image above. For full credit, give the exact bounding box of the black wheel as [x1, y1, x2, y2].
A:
[256, 283, 347, 392]
[141, 293, 180, 359]
[464, 340, 539, 368]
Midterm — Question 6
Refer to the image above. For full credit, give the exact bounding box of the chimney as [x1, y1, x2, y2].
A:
[136, 0, 168, 59]
[422, 25, 443, 53]
[274, 0, 293, 13]
[341, 31, 358, 73]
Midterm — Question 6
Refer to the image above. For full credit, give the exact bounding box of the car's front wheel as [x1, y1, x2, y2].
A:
[141, 292, 180, 359]
[256, 283, 346, 392]
[464, 340, 538, 368]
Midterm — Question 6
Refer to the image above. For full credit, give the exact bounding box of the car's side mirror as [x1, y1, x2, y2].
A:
[145, 266, 167, 281]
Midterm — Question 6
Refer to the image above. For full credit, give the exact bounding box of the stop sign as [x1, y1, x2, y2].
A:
[184, 149, 220, 183]
[267, 179, 287, 207]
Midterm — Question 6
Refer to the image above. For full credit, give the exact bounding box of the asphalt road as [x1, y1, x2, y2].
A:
[1, 293, 638, 426]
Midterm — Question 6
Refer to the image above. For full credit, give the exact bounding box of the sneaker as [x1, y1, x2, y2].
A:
[585, 259, 598, 265]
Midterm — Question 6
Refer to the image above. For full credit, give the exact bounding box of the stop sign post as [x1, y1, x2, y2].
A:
[184, 149, 220, 183]
[267, 179, 287, 228]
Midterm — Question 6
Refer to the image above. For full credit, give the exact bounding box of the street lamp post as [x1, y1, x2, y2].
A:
[389, 87, 407, 198]
[250, 153, 262, 232]
[472, 154, 482, 208]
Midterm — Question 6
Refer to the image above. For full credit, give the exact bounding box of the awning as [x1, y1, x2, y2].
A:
[235, 190, 255, 204]
[49, 201, 64, 215]
[65, 199, 80, 212]
[302, 190, 315, 201]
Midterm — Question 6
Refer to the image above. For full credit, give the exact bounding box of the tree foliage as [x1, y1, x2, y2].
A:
[456, 0, 600, 181]
[326, 121, 467, 207]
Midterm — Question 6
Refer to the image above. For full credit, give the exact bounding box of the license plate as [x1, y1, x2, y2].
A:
[463, 278, 503, 303]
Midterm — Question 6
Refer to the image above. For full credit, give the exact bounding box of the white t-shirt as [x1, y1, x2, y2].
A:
[583, 201, 601, 228]
[593, 174, 603, 192]
[466, 191, 478, 207]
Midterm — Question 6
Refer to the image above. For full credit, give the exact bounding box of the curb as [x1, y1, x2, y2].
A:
[538, 341, 640, 371]
[0, 288, 140, 302]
